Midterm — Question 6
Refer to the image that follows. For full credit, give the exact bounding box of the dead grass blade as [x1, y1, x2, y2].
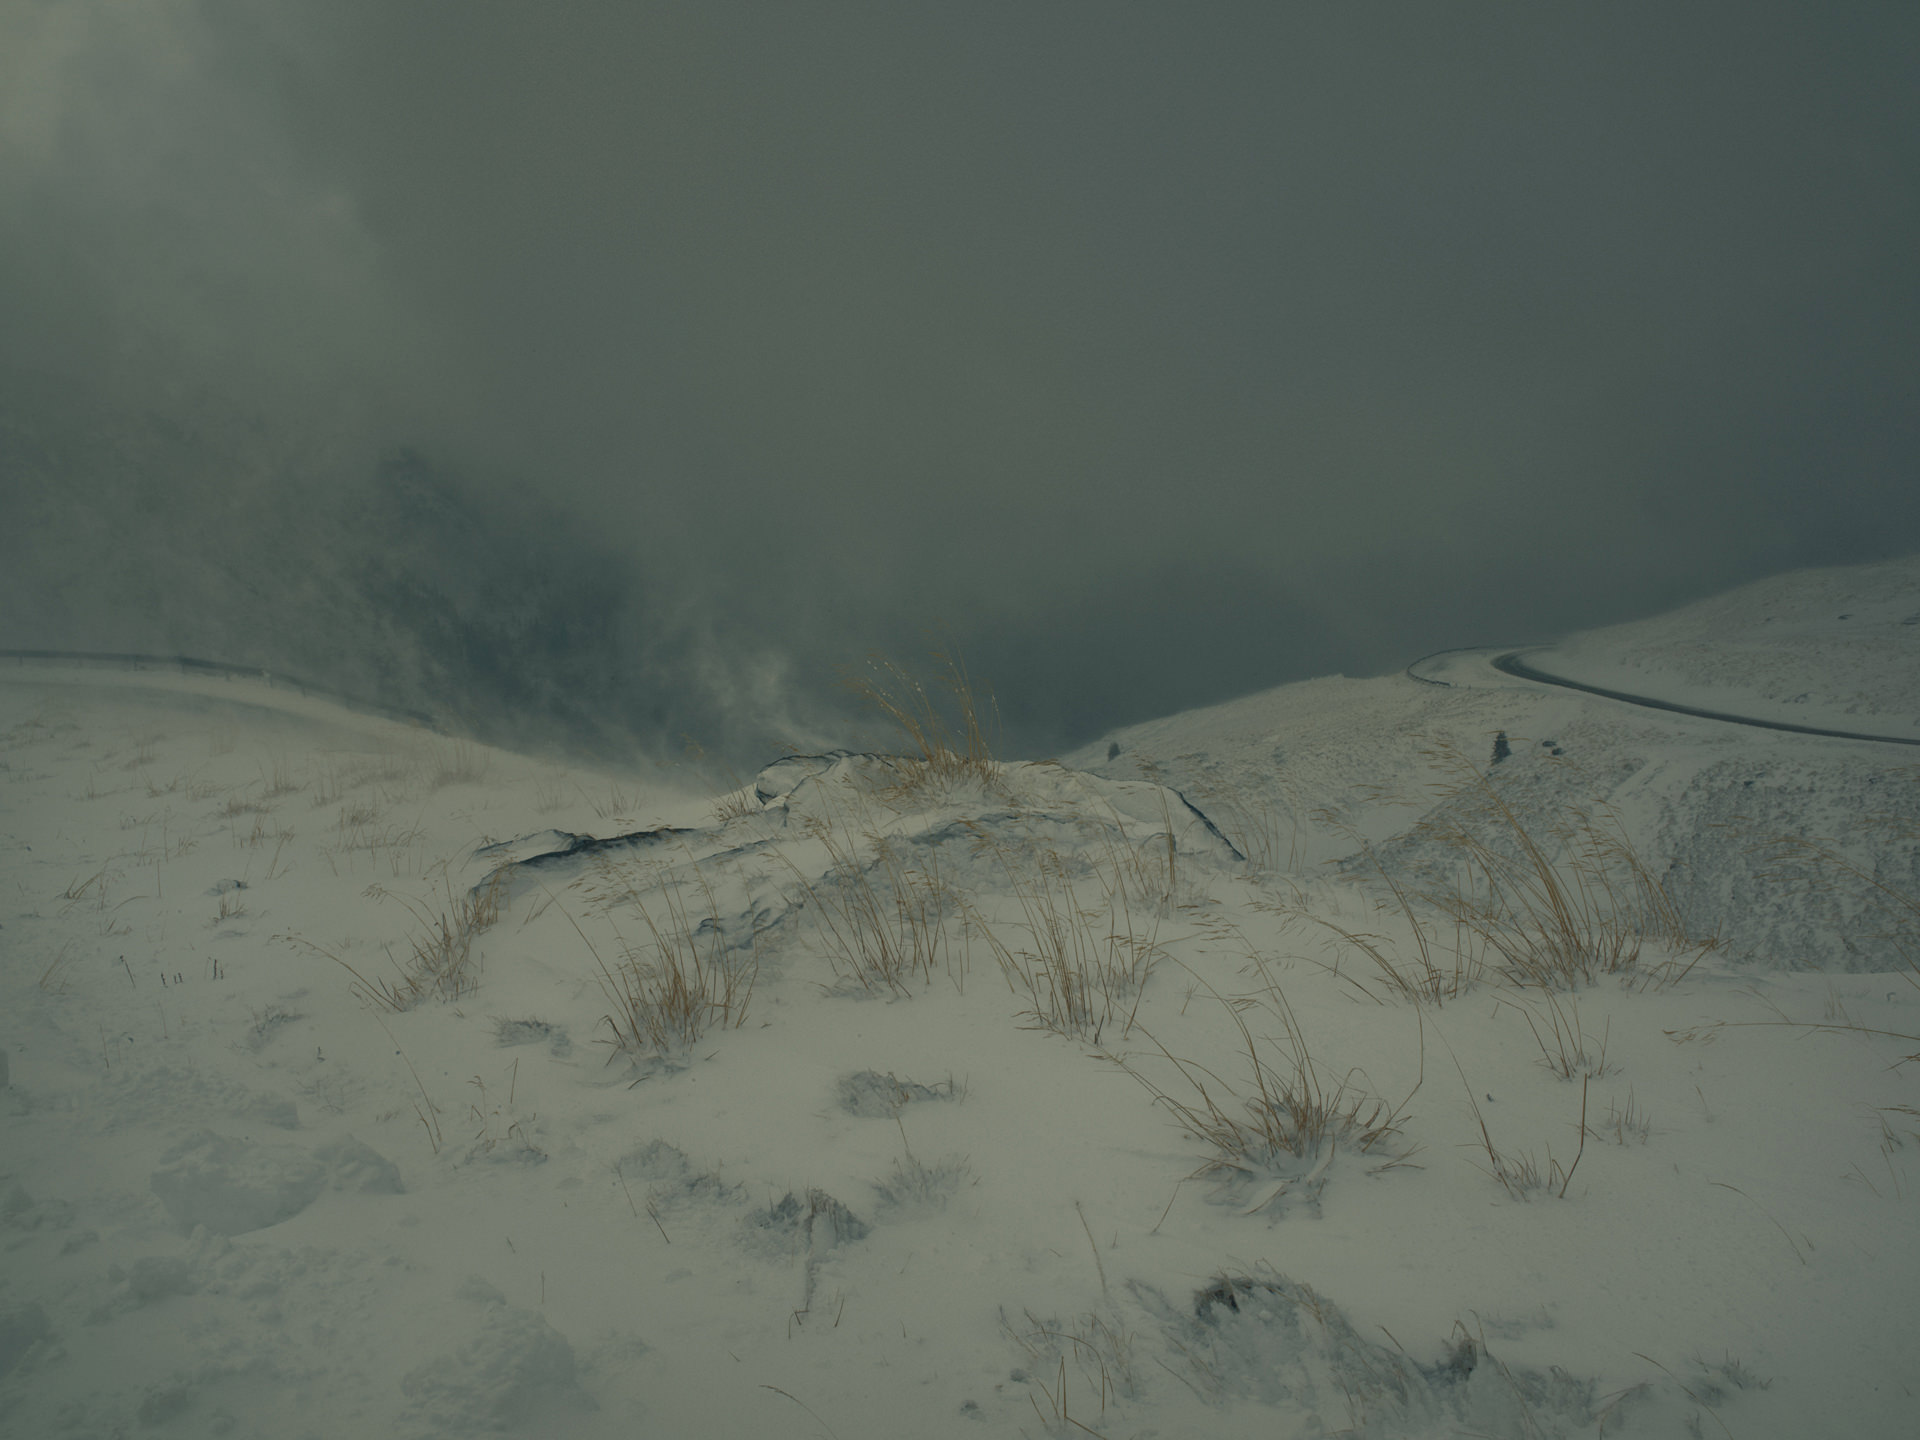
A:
[577, 858, 758, 1062]
[1107, 962, 1413, 1199]
[841, 648, 1000, 799]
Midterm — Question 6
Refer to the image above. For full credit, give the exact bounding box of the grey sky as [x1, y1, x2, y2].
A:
[4, 2, 1917, 764]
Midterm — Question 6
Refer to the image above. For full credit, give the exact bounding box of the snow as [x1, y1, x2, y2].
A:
[1507, 555, 1920, 741]
[3, 555, 1918, 1439]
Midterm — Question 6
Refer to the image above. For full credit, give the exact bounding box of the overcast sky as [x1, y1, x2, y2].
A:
[4, 2, 1917, 765]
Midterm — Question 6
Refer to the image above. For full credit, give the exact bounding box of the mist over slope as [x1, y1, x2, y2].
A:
[0, 372, 1374, 767]
[0, 383, 815, 766]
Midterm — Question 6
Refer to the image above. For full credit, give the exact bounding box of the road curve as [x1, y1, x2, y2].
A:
[1491, 651, 1920, 748]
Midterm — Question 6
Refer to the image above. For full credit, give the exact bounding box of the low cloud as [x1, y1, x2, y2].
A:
[5, 2, 1917, 767]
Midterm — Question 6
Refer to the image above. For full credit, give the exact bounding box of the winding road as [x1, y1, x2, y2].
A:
[1489, 650, 1920, 748]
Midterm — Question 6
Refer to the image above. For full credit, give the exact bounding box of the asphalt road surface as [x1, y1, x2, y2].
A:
[1490, 651, 1920, 748]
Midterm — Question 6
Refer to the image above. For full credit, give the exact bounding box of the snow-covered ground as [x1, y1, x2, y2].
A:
[3, 556, 1917, 1439]
[1504, 556, 1920, 742]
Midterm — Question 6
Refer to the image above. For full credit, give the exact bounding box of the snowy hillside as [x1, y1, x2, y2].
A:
[3, 556, 1917, 1439]
[1510, 556, 1920, 740]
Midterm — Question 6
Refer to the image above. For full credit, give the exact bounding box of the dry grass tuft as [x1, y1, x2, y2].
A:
[1599, 1088, 1653, 1145]
[303, 871, 506, 1011]
[1505, 991, 1614, 1080]
[1188, 774, 1302, 875]
[966, 824, 1161, 1041]
[1460, 1067, 1589, 1201]
[429, 738, 490, 789]
[1001, 1304, 1136, 1434]
[259, 757, 301, 799]
[1314, 743, 1711, 1001]
[61, 866, 110, 907]
[1111, 964, 1414, 1210]
[38, 940, 79, 995]
[1082, 783, 1198, 917]
[776, 793, 963, 995]
[1272, 866, 1480, 1007]
[1410, 743, 1706, 990]
[322, 812, 428, 878]
[577, 860, 758, 1062]
[711, 785, 764, 824]
[842, 649, 999, 798]
[872, 1121, 974, 1215]
[583, 779, 646, 823]
[393, 872, 506, 1004]
[308, 751, 412, 809]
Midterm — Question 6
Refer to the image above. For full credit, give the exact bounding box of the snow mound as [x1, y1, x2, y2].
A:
[149, 1131, 328, 1237]
[399, 1298, 597, 1436]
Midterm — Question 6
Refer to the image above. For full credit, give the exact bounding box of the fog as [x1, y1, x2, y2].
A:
[5, 1, 1917, 768]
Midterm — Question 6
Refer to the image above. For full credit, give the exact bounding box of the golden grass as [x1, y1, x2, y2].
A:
[712, 785, 764, 824]
[37, 940, 79, 995]
[1505, 990, 1613, 1081]
[1110, 963, 1414, 1209]
[842, 649, 1000, 798]
[1083, 785, 1191, 917]
[966, 824, 1160, 1041]
[1269, 862, 1482, 1007]
[1298, 743, 1712, 1003]
[1599, 1088, 1653, 1146]
[428, 738, 490, 790]
[321, 814, 429, 878]
[1000, 1304, 1135, 1434]
[308, 751, 411, 809]
[259, 757, 301, 798]
[1186, 774, 1302, 875]
[60, 866, 110, 906]
[1410, 743, 1706, 990]
[1458, 1061, 1589, 1201]
[774, 786, 963, 996]
[575, 859, 758, 1061]
[296, 871, 506, 1011]
[581, 778, 645, 823]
